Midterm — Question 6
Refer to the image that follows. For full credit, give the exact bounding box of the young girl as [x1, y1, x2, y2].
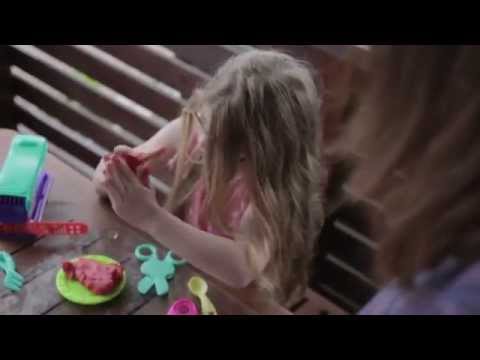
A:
[93, 50, 325, 304]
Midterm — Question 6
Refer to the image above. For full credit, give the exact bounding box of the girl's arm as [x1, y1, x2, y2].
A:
[144, 205, 269, 289]
[133, 116, 183, 154]
[102, 155, 269, 289]
[93, 117, 183, 197]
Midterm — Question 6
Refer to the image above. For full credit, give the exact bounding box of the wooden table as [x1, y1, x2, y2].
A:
[0, 129, 290, 315]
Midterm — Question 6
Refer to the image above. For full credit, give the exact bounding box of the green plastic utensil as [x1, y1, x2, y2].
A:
[0, 251, 24, 292]
[188, 276, 217, 315]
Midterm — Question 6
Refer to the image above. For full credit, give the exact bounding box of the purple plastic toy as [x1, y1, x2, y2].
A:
[30, 171, 53, 222]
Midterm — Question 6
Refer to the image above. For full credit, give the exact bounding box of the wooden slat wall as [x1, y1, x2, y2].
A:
[96, 46, 209, 98]
[36, 45, 184, 120]
[162, 45, 237, 75]
[311, 200, 378, 313]
[10, 46, 159, 140]
[12, 70, 129, 151]
[1, 44, 375, 314]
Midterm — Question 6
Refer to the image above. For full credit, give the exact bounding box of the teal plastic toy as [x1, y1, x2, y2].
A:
[0, 251, 24, 292]
[0, 135, 48, 223]
[134, 244, 186, 296]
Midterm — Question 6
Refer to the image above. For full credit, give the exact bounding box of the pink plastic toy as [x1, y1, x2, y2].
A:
[167, 299, 199, 315]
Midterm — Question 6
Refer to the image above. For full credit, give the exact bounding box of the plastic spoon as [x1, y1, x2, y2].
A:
[188, 276, 217, 315]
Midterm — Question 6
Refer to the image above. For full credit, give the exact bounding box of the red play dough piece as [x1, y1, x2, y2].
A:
[122, 153, 143, 172]
[62, 258, 124, 295]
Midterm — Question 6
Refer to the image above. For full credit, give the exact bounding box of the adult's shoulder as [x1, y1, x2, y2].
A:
[440, 261, 480, 314]
[360, 260, 480, 315]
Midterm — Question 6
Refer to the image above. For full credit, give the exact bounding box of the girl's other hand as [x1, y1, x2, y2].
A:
[103, 155, 160, 231]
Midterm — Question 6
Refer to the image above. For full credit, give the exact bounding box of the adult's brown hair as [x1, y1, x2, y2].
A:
[342, 45, 480, 286]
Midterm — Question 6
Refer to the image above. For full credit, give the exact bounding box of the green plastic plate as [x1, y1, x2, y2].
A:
[56, 255, 127, 305]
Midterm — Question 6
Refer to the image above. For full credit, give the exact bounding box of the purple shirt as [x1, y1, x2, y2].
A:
[360, 259, 480, 315]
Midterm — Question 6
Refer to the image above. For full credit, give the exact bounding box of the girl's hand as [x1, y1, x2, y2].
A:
[93, 145, 138, 197]
[142, 147, 177, 177]
[123, 145, 177, 180]
[102, 155, 161, 231]
[112, 145, 135, 157]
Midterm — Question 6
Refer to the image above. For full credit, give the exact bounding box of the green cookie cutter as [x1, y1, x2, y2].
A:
[134, 244, 186, 296]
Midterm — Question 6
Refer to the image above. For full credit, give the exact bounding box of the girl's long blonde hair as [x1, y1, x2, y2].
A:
[166, 50, 325, 303]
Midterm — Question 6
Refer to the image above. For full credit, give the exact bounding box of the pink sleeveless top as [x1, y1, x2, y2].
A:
[164, 129, 250, 238]
[183, 174, 250, 239]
